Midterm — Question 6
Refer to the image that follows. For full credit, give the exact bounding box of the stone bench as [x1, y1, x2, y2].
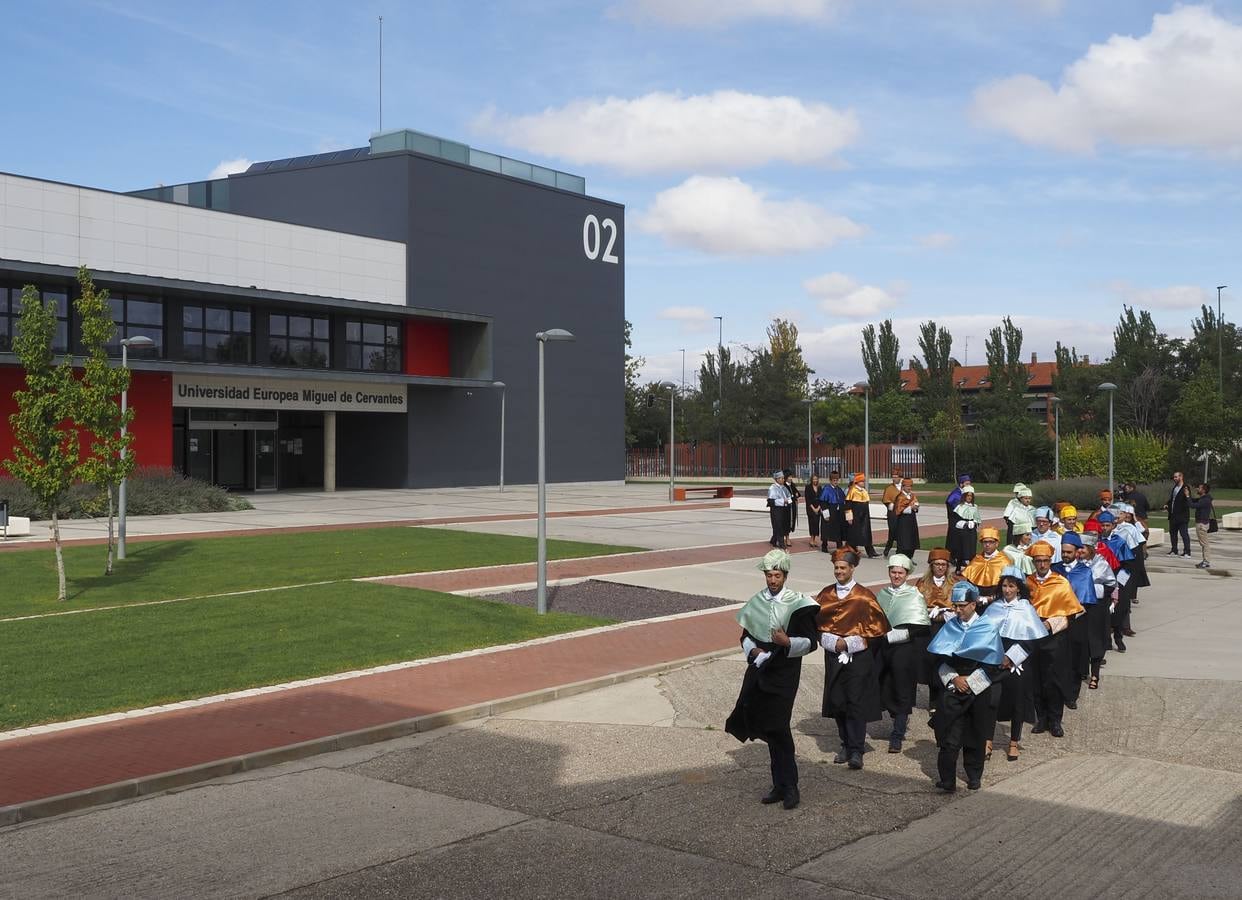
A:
[1145, 526, 1164, 548]
[1, 516, 32, 538]
[1222, 512, 1242, 530]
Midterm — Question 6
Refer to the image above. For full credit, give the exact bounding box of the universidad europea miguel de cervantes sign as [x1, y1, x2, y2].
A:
[172, 374, 406, 413]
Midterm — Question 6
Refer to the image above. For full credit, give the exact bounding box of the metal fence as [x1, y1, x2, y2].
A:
[626, 444, 925, 480]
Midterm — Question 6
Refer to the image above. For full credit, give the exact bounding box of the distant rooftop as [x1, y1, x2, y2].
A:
[128, 128, 585, 211]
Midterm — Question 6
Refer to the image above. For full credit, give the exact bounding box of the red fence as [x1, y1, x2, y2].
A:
[626, 444, 925, 480]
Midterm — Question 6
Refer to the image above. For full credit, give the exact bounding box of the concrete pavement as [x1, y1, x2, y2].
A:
[3, 520, 1240, 898]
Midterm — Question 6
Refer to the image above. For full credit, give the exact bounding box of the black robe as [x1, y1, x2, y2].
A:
[726, 605, 820, 740]
[876, 624, 931, 716]
[819, 485, 847, 546]
[822, 645, 883, 723]
[846, 500, 873, 551]
[892, 511, 920, 557]
[995, 637, 1038, 726]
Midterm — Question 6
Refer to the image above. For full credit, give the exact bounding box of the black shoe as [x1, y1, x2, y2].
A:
[782, 786, 800, 810]
[1167, 549, 1178, 555]
[833, 750, 848, 764]
[1031, 720, 1047, 734]
[1049, 722, 1065, 738]
[1114, 638, 1127, 653]
[1099, 659, 1107, 666]
[967, 778, 981, 790]
[1065, 700, 1078, 710]
[761, 785, 784, 804]
[934, 779, 957, 793]
[847, 751, 864, 770]
[888, 740, 903, 754]
[820, 545, 830, 553]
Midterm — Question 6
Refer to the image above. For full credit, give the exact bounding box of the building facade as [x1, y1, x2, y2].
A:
[0, 129, 625, 490]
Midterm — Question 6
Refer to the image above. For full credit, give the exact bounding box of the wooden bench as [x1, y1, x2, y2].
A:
[673, 485, 734, 501]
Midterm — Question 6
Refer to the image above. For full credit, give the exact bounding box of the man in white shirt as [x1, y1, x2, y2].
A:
[767, 470, 792, 548]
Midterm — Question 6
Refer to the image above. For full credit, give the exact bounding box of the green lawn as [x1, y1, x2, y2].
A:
[0, 581, 610, 730]
[0, 527, 641, 617]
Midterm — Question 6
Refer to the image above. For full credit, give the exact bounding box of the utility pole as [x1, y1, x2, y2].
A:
[714, 316, 723, 478]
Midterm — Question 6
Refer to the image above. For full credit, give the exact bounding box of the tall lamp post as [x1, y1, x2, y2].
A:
[802, 398, 814, 478]
[1052, 397, 1061, 481]
[1099, 383, 1117, 493]
[117, 335, 155, 560]
[536, 329, 575, 614]
[714, 315, 723, 477]
[1217, 285, 1227, 399]
[658, 381, 677, 502]
[492, 381, 506, 493]
[854, 382, 870, 489]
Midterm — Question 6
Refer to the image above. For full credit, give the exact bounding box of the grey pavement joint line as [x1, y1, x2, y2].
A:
[0, 647, 739, 827]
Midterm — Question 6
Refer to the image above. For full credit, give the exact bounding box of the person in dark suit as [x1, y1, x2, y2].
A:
[1163, 471, 1191, 557]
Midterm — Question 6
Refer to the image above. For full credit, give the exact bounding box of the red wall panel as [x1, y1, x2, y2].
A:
[0, 364, 171, 476]
[405, 319, 451, 377]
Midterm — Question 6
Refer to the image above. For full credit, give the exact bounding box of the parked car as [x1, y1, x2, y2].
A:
[797, 456, 846, 480]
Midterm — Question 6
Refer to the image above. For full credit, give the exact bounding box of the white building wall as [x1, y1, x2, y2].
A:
[0, 174, 406, 305]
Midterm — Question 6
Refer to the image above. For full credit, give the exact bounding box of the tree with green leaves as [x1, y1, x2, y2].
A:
[980, 316, 1029, 418]
[1052, 342, 1109, 434]
[1168, 366, 1241, 479]
[622, 320, 645, 447]
[1111, 305, 1178, 433]
[909, 320, 957, 427]
[747, 319, 813, 444]
[74, 267, 134, 575]
[860, 319, 903, 395]
[6, 286, 81, 601]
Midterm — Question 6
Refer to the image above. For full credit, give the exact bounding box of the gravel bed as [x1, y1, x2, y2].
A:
[480, 580, 736, 622]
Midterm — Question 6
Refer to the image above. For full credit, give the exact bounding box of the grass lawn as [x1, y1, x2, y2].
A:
[0, 581, 611, 731]
[0, 527, 641, 617]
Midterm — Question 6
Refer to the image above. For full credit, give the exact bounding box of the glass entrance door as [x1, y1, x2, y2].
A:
[255, 433, 277, 491]
[188, 429, 213, 482]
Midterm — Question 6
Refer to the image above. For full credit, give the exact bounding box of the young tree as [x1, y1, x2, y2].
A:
[6, 286, 80, 601]
[909, 320, 957, 427]
[74, 267, 134, 575]
[981, 316, 1029, 418]
[622, 320, 645, 447]
[860, 319, 903, 395]
[1168, 367, 1241, 478]
[1111, 305, 1178, 432]
[1051, 342, 1109, 434]
[748, 319, 813, 444]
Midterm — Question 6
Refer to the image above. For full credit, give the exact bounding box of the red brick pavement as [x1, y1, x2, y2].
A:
[0, 607, 742, 810]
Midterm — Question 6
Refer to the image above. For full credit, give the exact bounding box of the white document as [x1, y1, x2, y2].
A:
[965, 669, 991, 694]
[1117, 569, 1132, 586]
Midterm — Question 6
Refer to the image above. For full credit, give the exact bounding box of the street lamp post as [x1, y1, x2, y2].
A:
[1218, 285, 1227, 399]
[659, 381, 677, 503]
[803, 399, 814, 478]
[536, 329, 575, 614]
[1099, 383, 1117, 493]
[492, 381, 506, 493]
[1052, 397, 1061, 481]
[854, 382, 870, 489]
[714, 315, 723, 477]
[118, 335, 155, 560]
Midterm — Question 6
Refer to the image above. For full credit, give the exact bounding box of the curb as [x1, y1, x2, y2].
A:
[0, 645, 738, 827]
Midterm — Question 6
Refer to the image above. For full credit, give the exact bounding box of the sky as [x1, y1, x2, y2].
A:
[3, 1, 1241, 388]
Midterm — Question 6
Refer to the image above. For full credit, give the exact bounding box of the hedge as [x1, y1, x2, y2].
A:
[1058, 430, 1168, 484]
[0, 467, 253, 519]
[924, 425, 1053, 484]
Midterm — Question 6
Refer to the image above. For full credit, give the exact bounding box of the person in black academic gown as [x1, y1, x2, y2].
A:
[818, 471, 848, 552]
[726, 549, 821, 810]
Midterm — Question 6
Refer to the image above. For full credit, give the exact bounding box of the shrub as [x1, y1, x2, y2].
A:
[1061, 430, 1168, 483]
[0, 467, 253, 519]
[1030, 477, 1109, 512]
[924, 418, 1053, 483]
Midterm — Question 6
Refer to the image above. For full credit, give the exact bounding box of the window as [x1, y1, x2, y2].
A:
[0, 283, 69, 352]
[182, 303, 252, 363]
[268, 312, 329, 367]
[343, 318, 402, 372]
[106, 292, 163, 359]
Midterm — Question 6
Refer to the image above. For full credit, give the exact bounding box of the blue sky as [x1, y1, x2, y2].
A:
[4, 1, 1241, 386]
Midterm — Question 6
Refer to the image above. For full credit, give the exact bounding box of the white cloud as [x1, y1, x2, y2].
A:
[208, 157, 252, 179]
[473, 91, 859, 174]
[1107, 281, 1211, 311]
[636, 176, 865, 256]
[972, 6, 1242, 156]
[658, 305, 716, 333]
[612, 0, 843, 26]
[803, 272, 902, 318]
[917, 231, 957, 250]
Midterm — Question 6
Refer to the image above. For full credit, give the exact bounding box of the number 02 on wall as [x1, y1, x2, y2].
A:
[582, 214, 620, 264]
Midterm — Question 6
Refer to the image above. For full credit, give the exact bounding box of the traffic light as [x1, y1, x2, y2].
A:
[646, 393, 655, 408]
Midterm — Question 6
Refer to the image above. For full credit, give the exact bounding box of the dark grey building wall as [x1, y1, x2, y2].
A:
[223, 151, 625, 488]
[335, 411, 408, 488]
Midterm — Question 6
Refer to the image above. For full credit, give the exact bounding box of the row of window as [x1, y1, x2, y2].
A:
[0, 285, 404, 372]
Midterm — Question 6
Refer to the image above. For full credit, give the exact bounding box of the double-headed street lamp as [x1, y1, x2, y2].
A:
[536, 329, 575, 615]
[1099, 382, 1117, 493]
[714, 315, 723, 477]
[802, 398, 814, 478]
[118, 334, 155, 560]
[853, 382, 871, 489]
[1218, 285, 1227, 399]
